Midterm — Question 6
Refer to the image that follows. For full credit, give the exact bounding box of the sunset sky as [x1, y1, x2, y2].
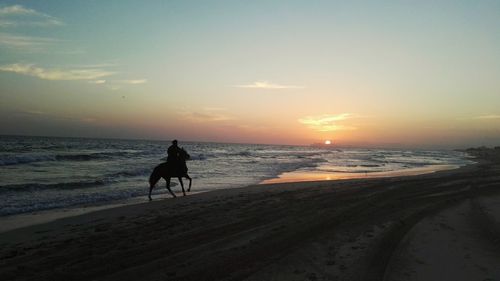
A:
[1, 0, 499, 148]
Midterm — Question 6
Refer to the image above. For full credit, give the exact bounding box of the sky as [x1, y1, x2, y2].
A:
[0, 0, 499, 148]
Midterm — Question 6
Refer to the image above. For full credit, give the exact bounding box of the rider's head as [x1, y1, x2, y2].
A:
[172, 139, 178, 146]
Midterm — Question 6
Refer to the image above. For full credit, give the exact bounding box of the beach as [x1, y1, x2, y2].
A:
[2, 1, 499, 280]
[1, 148, 499, 281]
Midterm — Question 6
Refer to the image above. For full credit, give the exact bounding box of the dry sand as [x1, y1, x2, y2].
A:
[1, 148, 499, 281]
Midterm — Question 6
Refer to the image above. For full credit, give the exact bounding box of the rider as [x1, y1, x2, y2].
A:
[167, 139, 187, 173]
[167, 139, 181, 162]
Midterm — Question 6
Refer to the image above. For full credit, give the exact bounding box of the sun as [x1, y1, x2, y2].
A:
[324, 140, 331, 145]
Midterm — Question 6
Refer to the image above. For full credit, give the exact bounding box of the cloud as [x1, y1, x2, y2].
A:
[0, 20, 16, 27]
[0, 5, 63, 26]
[15, 108, 96, 123]
[0, 63, 146, 86]
[179, 108, 235, 123]
[19, 109, 46, 116]
[298, 113, 357, 132]
[234, 81, 304, 89]
[95, 79, 147, 90]
[77, 63, 118, 68]
[472, 115, 500, 120]
[0, 32, 60, 50]
[115, 79, 147, 84]
[0, 63, 115, 81]
[0, 5, 39, 15]
[457, 114, 500, 121]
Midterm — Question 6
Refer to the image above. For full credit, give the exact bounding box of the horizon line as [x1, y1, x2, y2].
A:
[0, 133, 480, 150]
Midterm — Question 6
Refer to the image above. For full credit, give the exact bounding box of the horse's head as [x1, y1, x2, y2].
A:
[180, 147, 190, 160]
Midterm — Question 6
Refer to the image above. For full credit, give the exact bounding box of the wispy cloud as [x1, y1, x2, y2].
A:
[0, 32, 60, 50]
[0, 63, 115, 81]
[19, 109, 46, 116]
[115, 79, 147, 84]
[0, 20, 16, 27]
[179, 108, 235, 123]
[0, 5, 63, 26]
[234, 81, 304, 89]
[0, 5, 41, 15]
[471, 115, 500, 120]
[299, 113, 358, 132]
[457, 114, 500, 121]
[91, 79, 148, 90]
[77, 63, 118, 68]
[15, 108, 97, 123]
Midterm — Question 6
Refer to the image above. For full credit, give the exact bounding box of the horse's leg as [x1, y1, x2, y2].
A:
[178, 177, 186, 196]
[186, 174, 192, 192]
[166, 177, 176, 198]
[148, 183, 154, 201]
[148, 167, 161, 201]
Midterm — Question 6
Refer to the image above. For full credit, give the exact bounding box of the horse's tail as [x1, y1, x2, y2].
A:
[149, 165, 162, 187]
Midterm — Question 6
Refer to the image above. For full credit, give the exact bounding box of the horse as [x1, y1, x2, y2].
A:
[148, 148, 192, 200]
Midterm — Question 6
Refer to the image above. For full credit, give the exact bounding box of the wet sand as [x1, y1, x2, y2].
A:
[1, 148, 499, 281]
[262, 164, 461, 184]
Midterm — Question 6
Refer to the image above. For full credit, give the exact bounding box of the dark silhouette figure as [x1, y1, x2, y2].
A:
[167, 139, 181, 163]
[149, 145, 192, 200]
[167, 139, 188, 175]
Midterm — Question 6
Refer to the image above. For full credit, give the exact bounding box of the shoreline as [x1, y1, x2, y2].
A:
[261, 163, 462, 184]
[0, 163, 467, 234]
[1, 149, 498, 280]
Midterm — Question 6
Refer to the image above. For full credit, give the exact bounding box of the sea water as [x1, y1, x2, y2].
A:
[0, 135, 473, 217]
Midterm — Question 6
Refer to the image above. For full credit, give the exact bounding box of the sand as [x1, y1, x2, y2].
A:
[1, 148, 499, 281]
[384, 195, 500, 281]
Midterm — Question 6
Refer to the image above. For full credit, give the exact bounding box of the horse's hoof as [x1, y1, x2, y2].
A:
[148, 197, 152, 201]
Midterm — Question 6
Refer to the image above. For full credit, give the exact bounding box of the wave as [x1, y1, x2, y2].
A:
[236, 151, 252, 157]
[0, 188, 150, 216]
[0, 179, 113, 193]
[0, 180, 178, 216]
[105, 167, 152, 178]
[185, 148, 327, 161]
[0, 154, 56, 166]
[0, 166, 158, 193]
[0, 151, 143, 166]
[0, 137, 474, 217]
[187, 153, 211, 160]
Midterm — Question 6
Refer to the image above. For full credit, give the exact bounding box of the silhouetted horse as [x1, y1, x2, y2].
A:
[148, 148, 192, 200]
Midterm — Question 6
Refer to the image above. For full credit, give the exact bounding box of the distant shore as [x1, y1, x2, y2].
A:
[1, 148, 499, 280]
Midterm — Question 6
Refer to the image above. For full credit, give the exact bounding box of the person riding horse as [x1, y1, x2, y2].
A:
[167, 139, 188, 175]
[148, 139, 192, 200]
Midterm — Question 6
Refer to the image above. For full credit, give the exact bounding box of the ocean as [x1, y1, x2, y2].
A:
[0, 135, 473, 217]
